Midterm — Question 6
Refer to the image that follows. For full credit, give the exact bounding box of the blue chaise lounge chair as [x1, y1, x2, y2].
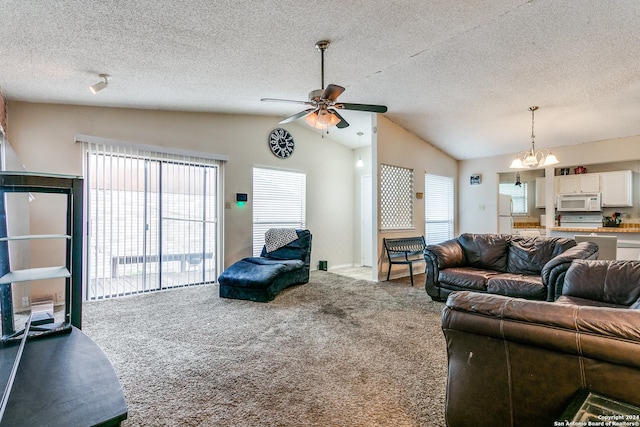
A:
[218, 229, 312, 302]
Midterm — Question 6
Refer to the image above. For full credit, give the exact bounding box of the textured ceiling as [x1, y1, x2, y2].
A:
[1, 1, 639, 157]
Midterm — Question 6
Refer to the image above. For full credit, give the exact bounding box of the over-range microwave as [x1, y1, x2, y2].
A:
[556, 193, 601, 212]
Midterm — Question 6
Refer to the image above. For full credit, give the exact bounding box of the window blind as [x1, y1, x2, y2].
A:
[425, 174, 454, 245]
[252, 167, 306, 256]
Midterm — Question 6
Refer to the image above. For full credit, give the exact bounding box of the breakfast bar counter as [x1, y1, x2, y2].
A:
[549, 227, 640, 233]
[548, 226, 640, 260]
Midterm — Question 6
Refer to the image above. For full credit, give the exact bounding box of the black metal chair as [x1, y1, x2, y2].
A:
[383, 236, 426, 286]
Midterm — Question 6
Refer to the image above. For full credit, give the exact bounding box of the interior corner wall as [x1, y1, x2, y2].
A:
[5, 101, 356, 291]
[375, 115, 458, 281]
[458, 135, 640, 234]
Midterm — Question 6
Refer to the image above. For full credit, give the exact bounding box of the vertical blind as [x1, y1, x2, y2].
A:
[83, 141, 222, 300]
[425, 174, 454, 245]
[252, 167, 306, 256]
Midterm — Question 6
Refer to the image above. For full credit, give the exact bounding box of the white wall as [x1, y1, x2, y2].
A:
[352, 143, 373, 268]
[5, 101, 357, 299]
[376, 115, 458, 280]
[458, 135, 640, 233]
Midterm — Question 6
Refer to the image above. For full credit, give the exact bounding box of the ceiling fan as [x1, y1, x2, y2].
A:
[261, 40, 388, 129]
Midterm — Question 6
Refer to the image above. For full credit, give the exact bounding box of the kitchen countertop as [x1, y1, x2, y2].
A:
[513, 222, 545, 229]
[549, 227, 640, 233]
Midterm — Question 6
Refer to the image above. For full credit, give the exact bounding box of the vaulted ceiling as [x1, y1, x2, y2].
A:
[1, 1, 639, 157]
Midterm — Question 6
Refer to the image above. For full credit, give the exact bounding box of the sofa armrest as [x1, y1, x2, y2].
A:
[425, 238, 465, 269]
[424, 238, 464, 300]
[443, 290, 640, 365]
[541, 241, 599, 301]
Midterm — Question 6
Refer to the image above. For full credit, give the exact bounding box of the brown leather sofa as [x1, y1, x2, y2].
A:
[557, 259, 640, 308]
[424, 233, 598, 302]
[441, 259, 640, 427]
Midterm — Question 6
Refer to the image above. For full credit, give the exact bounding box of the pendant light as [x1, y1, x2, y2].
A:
[509, 106, 559, 169]
[355, 132, 364, 168]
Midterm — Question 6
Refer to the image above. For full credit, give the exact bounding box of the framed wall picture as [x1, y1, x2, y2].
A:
[470, 174, 482, 185]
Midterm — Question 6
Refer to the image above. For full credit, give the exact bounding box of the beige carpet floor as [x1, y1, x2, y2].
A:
[82, 271, 447, 426]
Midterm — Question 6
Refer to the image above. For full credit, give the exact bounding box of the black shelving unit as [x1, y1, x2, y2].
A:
[0, 172, 83, 340]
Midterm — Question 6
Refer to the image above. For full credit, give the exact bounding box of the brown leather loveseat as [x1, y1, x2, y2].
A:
[441, 259, 640, 427]
[424, 233, 598, 302]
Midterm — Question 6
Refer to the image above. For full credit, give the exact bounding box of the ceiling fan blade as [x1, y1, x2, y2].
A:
[321, 84, 345, 101]
[330, 110, 349, 128]
[335, 103, 388, 113]
[279, 108, 316, 124]
[261, 98, 314, 106]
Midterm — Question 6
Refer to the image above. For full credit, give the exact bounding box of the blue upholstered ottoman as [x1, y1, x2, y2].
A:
[218, 229, 312, 302]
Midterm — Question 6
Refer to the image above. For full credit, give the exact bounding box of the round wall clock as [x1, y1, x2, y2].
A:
[268, 128, 294, 158]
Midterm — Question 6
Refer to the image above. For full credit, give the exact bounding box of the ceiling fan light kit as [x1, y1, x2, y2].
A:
[509, 106, 559, 169]
[261, 40, 387, 130]
[305, 108, 341, 129]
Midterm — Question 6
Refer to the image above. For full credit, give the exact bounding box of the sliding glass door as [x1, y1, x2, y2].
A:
[85, 148, 220, 300]
[160, 162, 217, 289]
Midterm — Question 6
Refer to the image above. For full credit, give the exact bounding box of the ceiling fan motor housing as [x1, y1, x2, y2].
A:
[308, 89, 323, 102]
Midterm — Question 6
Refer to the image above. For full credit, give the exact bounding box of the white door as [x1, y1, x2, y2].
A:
[361, 175, 373, 266]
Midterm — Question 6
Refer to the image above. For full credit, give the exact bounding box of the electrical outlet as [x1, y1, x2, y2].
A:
[55, 291, 64, 302]
[22, 296, 29, 307]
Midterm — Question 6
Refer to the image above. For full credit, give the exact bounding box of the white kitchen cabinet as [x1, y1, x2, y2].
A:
[601, 170, 633, 207]
[556, 173, 600, 194]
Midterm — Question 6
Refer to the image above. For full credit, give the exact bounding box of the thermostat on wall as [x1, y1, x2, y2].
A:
[236, 193, 248, 202]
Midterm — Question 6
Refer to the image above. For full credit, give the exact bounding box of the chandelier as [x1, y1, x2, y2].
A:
[509, 106, 559, 169]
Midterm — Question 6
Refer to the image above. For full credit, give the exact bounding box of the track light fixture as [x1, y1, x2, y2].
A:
[89, 74, 109, 94]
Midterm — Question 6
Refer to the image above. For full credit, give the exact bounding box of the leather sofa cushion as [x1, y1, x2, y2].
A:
[458, 234, 511, 272]
[507, 236, 575, 275]
[439, 267, 499, 291]
[564, 259, 640, 306]
[487, 274, 546, 300]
